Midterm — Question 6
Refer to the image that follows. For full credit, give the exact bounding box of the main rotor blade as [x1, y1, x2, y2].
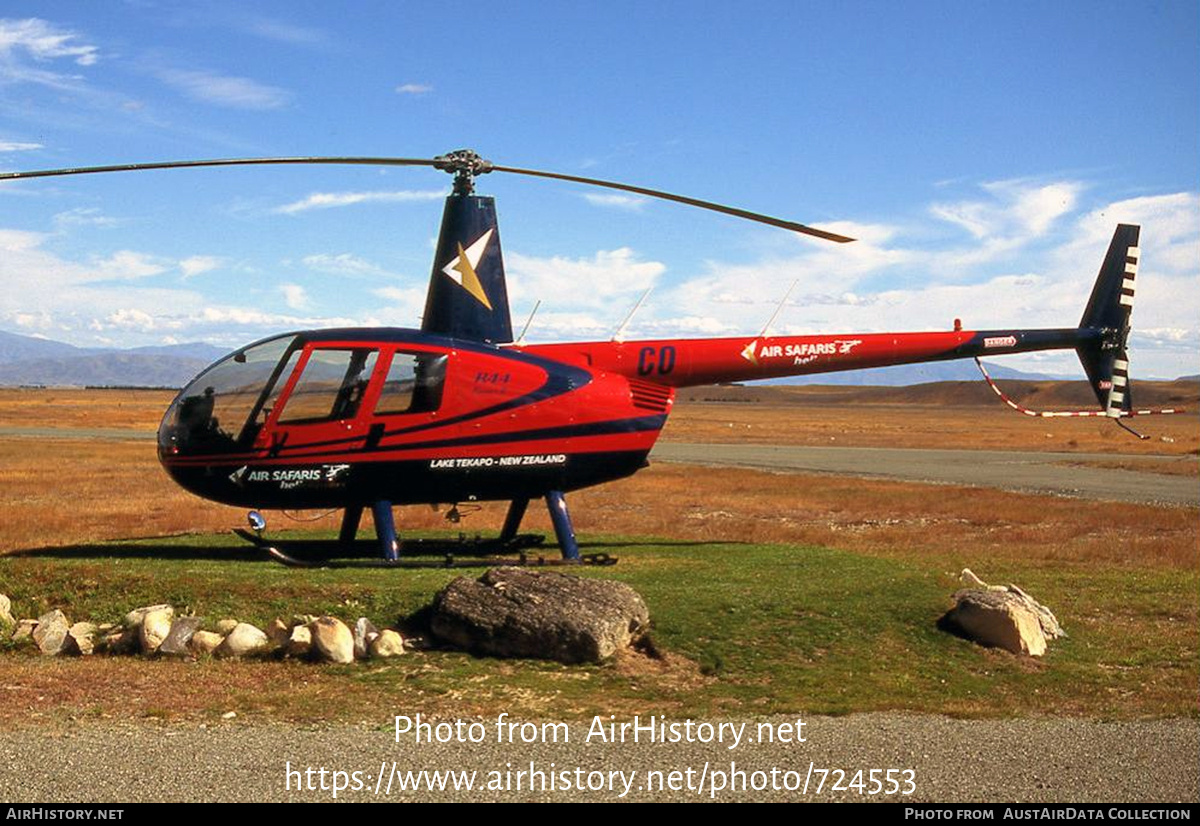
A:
[0, 156, 441, 181]
[0, 151, 854, 243]
[490, 164, 855, 243]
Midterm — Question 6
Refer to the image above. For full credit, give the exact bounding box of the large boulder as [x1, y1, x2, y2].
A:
[430, 567, 650, 664]
[941, 570, 1065, 657]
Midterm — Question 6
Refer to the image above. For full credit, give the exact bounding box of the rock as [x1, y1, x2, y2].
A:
[33, 610, 71, 656]
[215, 623, 270, 658]
[291, 614, 317, 629]
[430, 567, 650, 664]
[267, 618, 291, 648]
[63, 622, 97, 656]
[125, 604, 174, 631]
[354, 617, 379, 659]
[11, 619, 38, 642]
[159, 617, 203, 657]
[189, 630, 224, 656]
[104, 628, 140, 655]
[286, 624, 312, 658]
[140, 607, 174, 654]
[949, 569, 1066, 649]
[1006, 584, 1066, 640]
[942, 589, 1048, 656]
[311, 617, 354, 664]
[369, 629, 405, 658]
[215, 618, 239, 635]
[0, 594, 14, 626]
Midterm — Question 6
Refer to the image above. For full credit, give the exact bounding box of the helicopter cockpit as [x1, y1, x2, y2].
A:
[158, 332, 452, 458]
[158, 333, 299, 456]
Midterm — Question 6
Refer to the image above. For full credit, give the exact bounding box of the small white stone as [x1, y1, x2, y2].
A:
[140, 608, 174, 654]
[189, 630, 225, 656]
[215, 623, 270, 658]
[311, 617, 354, 664]
[369, 629, 406, 658]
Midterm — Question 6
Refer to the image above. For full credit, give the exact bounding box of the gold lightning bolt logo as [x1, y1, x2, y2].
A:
[740, 339, 759, 364]
[441, 229, 494, 310]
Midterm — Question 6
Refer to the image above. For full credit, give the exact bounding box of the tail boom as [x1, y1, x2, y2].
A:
[519, 327, 1095, 388]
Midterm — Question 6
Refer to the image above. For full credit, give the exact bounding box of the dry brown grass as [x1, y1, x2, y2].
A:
[0, 388, 175, 432]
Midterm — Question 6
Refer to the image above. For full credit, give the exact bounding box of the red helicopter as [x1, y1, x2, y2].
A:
[1, 150, 1176, 566]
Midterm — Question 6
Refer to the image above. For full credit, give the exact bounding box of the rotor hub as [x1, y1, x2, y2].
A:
[433, 149, 494, 195]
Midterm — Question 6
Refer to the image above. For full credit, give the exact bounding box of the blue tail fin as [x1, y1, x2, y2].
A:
[421, 194, 514, 343]
[1077, 224, 1139, 415]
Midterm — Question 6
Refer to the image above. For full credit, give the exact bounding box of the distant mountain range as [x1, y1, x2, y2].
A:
[0, 328, 1185, 388]
[0, 330, 227, 388]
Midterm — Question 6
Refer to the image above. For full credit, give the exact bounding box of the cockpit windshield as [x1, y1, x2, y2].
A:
[158, 334, 299, 455]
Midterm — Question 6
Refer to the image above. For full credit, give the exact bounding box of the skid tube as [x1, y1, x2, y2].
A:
[233, 528, 616, 569]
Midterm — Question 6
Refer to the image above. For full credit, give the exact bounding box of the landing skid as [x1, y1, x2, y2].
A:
[233, 528, 616, 569]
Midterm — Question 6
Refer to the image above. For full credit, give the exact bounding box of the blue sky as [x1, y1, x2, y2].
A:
[1, 1, 1197, 377]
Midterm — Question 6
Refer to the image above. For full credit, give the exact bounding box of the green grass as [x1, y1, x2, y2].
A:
[1, 531, 1196, 722]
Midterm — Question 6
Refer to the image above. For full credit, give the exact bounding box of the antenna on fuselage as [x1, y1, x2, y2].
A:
[759, 279, 798, 338]
[612, 287, 654, 343]
[515, 300, 542, 345]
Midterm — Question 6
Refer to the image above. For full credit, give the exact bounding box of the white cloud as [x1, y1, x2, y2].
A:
[395, 83, 432, 95]
[105, 308, 180, 332]
[931, 179, 1081, 240]
[582, 193, 647, 211]
[371, 286, 426, 325]
[53, 208, 119, 229]
[93, 250, 169, 280]
[274, 189, 445, 214]
[179, 255, 223, 278]
[506, 248, 665, 310]
[157, 68, 291, 110]
[279, 283, 310, 310]
[0, 140, 42, 152]
[302, 253, 396, 279]
[0, 18, 98, 70]
[247, 18, 325, 45]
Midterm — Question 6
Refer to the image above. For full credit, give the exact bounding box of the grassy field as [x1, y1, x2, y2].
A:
[3, 532, 1194, 725]
[0, 387, 1195, 726]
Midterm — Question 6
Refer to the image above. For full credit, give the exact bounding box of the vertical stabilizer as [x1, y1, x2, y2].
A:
[1077, 224, 1139, 414]
[421, 194, 514, 343]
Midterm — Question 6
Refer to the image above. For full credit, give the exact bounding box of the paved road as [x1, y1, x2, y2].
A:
[652, 443, 1198, 506]
[0, 714, 1195, 803]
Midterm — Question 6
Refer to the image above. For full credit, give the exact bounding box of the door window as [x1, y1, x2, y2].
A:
[278, 348, 378, 423]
